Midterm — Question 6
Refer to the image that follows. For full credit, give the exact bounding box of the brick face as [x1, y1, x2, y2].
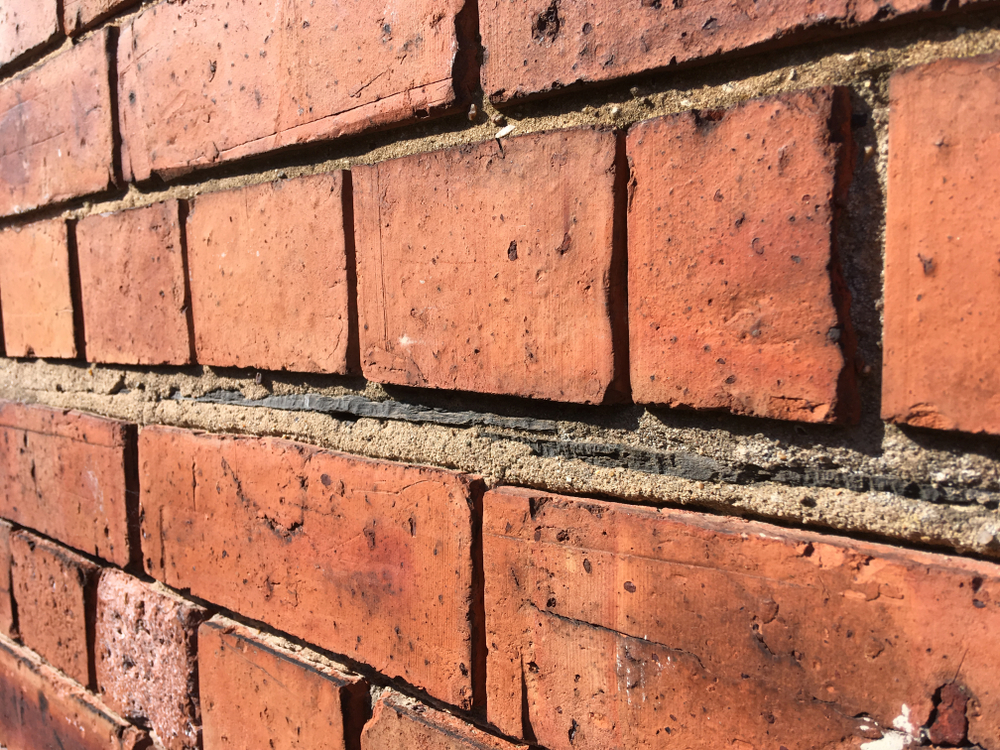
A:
[0, 401, 136, 566]
[481, 0, 990, 104]
[0, 0, 60, 70]
[485, 486, 1000, 750]
[96, 570, 207, 750]
[0, 29, 116, 216]
[139, 425, 480, 708]
[883, 53, 1000, 434]
[354, 128, 626, 403]
[187, 174, 353, 373]
[0, 633, 150, 750]
[199, 616, 368, 750]
[118, 0, 476, 181]
[0, 520, 13, 638]
[10, 531, 100, 688]
[76, 201, 192, 366]
[63, 0, 140, 35]
[0, 218, 77, 359]
[361, 690, 529, 750]
[628, 87, 857, 423]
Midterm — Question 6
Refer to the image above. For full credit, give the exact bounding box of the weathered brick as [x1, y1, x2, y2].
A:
[0, 520, 13, 638]
[10, 531, 100, 687]
[485, 486, 1000, 750]
[0, 29, 116, 216]
[139, 425, 480, 708]
[0, 400, 136, 567]
[627, 87, 858, 423]
[354, 128, 626, 403]
[187, 174, 352, 373]
[0, 634, 150, 750]
[64, 0, 140, 35]
[96, 570, 207, 750]
[118, 0, 476, 181]
[0, 0, 60, 70]
[76, 201, 192, 366]
[883, 53, 1000, 434]
[0, 218, 77, 359]
[481, 0, 990, 104]
[362, 690, 528, 750]
[199, 615, 369, 750]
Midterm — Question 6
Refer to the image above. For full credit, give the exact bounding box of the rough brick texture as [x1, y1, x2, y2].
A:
[187, 174, 353, 373]
[0, 0, 60, 70]
[118, 0, 476, 181]
[200, 615, 369, 750]
[10, 531, 100, 687]
[628, 87, 857, 423]
[76, 201, 192, 366]
[0, 29, 116, 216]
[0, 400, 136, 566]
[0, 520, 13, 637]
[481, 0, 990, 104]
[362, 690, 529, 750]
[139, 425, 480, 708]
[64, 0, 139, 35]
[485, 486, 1000, 750]
[0, 633, 150, 750]
[0, 218, 77, 359]
[883, 53, 1000, 434]
[96, 569, 207, 750]
[354, 128, 625, 403]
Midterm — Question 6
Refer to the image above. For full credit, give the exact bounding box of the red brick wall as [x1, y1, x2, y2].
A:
[1, 1, 1000, 748]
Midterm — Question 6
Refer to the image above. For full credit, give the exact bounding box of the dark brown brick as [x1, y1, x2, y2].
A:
[139, 424, 480, 708]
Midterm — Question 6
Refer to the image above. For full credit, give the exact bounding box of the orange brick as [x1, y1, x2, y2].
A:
[485, 486, 1000, 750]
[883, 53, 1000, 434]
[627, 87, 857, 423]
[0, 0, 60, 69]
[64, 0, 139, 35]
[0, 401, 137, 567]
[362, 690, 529, 750]
[0, 218, 77, 359]
[481, 0, 989, 104]
[118, 0, 476, 181]
[354, 128, 626, 403]
[0, 29, 116, 216]
[186, 174, 352, 373]
[0, 633, 150, 750]
[199, 616, 368, 750]
[139, 425, 480, 708]
[10, 531, 100, 687]
[0, 520, 13, 638]
[96, 570, 207, 750]
[76, 201, 192, 366]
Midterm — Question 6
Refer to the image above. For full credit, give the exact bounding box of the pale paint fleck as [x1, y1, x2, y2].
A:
[861, 706, 916, 750]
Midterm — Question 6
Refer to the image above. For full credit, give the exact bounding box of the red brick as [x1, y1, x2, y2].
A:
[0, 520, 13, 638]
[0, 29, 116, 217]
[0, 633, 150, 750]
[76, 201, 192, 366]
[0, 218, 76, 359]
[95, 570, 207, 750]
[139, 425, 480, 708]
[118, 0, 476, 182]
[481, 0, 990, 104]
[199, 615, 369, 750]
[627, 87, 857, 423]
[0, 1, 60, 70]
[362, 690, 528, 750]
[10, 531, 100, 687]
[354, 128, 626, 403]
[485, 486, 1000, 750]
[64, 0, 140, 35]
[0, 401, 136, 567]
[883, 53, 1000, 434]
[187, 174, 352, 373]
